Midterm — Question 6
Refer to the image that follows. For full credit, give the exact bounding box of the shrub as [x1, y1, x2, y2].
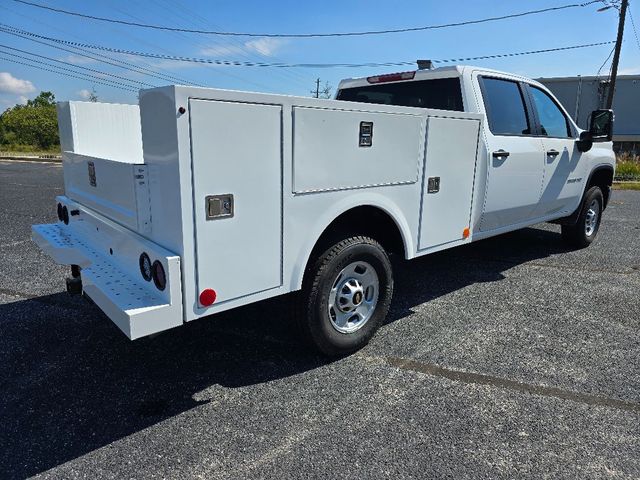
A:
[616, 153, 640, 181]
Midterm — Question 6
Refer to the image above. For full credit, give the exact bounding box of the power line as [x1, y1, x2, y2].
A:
[147, 0, 310, 88]
[0, 25, 183, 87]
[597, 45, 616, 76]
[0, 29, 612, 68]
[106, 1, 277, 91]
[12, 0, 601, 38]
[0, 23, 268, 90]
[432, 41, 616, 66]
[0, 49, 144, 91]
[67, 3, 205, 86]
[0, 4, 198, 86]
[0, 26, 616, 68]
[150, 0, 311, 89]
[0, 42, 155, 87]
[0, 54, 138, 92]
[0, 19, 199, 86]
[628, 8, 640, 51]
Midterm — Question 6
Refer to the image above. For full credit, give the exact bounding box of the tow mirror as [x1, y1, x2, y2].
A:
[588, 109, 614, 142]
[577, 109, 613, 152]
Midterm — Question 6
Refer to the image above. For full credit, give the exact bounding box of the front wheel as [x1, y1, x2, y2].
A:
[561, 186, 603, 249]
[298, 236, 393, 357]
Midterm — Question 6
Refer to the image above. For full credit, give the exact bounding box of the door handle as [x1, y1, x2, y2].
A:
[547, 149, 560, 157]
[492, 150, 510, 159]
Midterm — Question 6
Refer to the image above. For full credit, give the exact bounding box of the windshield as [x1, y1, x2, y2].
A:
[336, 77, 464, 111]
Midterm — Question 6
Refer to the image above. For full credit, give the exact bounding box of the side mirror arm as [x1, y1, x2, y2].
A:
[576, 131, 593, 153]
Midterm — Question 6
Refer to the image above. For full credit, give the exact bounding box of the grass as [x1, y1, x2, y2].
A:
[613, 181, 640, 191]
[0, 152, 61, 158]
[0, 144, 61, 157]
[615, 153, 640, 182]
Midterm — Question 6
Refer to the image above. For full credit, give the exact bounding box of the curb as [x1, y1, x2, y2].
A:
[0, 156, 62, 163]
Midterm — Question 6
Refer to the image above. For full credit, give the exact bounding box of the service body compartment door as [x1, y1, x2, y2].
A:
[189, 99, 282, 306]
[418, 117, 480, 250]
[292, 106, 423, 193]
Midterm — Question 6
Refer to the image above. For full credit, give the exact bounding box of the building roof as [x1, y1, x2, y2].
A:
[536, 74, 640, 83]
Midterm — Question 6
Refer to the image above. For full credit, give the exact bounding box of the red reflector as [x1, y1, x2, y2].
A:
[199, 289, 217, 307]
[366, 71, 416, 84]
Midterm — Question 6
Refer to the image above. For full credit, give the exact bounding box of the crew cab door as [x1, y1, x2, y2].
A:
[525, 84, 585, 217]
[476, 76, 545, 232]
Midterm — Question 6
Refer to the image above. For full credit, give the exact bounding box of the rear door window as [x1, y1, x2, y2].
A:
[529, 86, 571, 138]
[480, 77, 531, 136]
[336, 78, 463, 111]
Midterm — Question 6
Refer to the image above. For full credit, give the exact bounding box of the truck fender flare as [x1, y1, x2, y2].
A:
[554, 163, 614, 226]
[586, 164, 614, 204]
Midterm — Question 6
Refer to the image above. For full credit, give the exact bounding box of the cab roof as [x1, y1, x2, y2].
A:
[337, 65, 541, 91]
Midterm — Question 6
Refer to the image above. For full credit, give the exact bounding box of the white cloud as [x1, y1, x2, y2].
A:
[0, 72, 36, 95]
[618, 66, 640, 75]
[77, 89, 92, 99]
[148, 59, 202, 70]
[64, 54, 98, 65]
[244, 38, 285, 57]
[200, 44, 246, 57]
[17, 95, 28, 105]
[201, 38, 286, 58]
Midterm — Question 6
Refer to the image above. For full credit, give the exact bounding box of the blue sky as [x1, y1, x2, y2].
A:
[0, 0, 639, 107]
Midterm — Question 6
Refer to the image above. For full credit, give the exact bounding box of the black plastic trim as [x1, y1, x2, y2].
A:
[552, 165, 614, 225]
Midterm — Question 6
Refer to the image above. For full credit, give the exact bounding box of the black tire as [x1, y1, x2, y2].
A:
[561, 186, 603, 249]
[297, 236, 393, 357]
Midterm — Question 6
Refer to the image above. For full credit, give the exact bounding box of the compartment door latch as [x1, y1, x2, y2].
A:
[359, 121, 373, 147]
[427, 177, 440, 193]
[206, 194, 234, 220]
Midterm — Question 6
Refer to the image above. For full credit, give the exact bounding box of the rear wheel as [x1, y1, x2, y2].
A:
[298, 236, 393, 357]
[561, 186, 603, 248]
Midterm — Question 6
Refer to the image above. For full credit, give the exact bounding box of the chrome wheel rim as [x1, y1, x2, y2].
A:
[584, 199, 600, 237]
[328, 261, 379, 334]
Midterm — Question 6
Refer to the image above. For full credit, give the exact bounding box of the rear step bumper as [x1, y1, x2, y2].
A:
[32, 196, 183, 339]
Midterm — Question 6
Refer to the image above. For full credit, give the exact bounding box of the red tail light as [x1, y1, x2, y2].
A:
[199, 289, 217, 307]
[366, 71, 416, 84]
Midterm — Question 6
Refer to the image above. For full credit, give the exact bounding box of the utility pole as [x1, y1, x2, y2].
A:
[314, 78, 320, 98]
[606, 0, 628, 109]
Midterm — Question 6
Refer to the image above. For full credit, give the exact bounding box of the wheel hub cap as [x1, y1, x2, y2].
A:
[336, 279, 365, 313]
[328, 261, 379, 334]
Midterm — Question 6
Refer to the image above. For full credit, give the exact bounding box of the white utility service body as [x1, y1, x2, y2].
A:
[33, 65, 615, 348]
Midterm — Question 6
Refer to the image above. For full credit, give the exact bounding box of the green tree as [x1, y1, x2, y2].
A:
[0, 91, 59, 149]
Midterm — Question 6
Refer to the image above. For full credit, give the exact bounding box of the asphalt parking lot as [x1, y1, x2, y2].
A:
[1, 159, 639, 479]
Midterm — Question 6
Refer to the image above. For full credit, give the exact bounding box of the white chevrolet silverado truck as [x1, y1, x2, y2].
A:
[33, 65, 615, 356]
